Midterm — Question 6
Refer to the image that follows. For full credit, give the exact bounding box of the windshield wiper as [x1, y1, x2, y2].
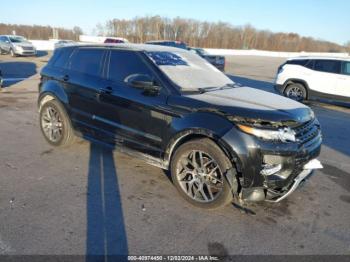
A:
[198, 83, 236, 94]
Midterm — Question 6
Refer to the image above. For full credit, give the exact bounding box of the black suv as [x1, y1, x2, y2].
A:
[38, 44, 322, 209]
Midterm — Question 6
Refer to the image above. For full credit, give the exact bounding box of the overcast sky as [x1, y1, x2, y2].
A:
[1, 0, 349, 45]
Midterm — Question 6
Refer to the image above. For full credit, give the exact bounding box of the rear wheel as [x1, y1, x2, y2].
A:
[170, 138, 234, 209]
[39, 99, 75, 147]
[284, 83, 307, 102]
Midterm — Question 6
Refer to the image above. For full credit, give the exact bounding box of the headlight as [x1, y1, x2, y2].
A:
[237, 124, 296, 142]
[15, 46, 23, 51]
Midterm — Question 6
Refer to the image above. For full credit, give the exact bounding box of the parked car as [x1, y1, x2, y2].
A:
[0, 35, 37, 57]
[275, 57, 350, 103]
[189, 47, 225, 71]
[104, 37, 129, 44]
[38, 44, 322, 209]
[54, 40, 76, 49]
[145, 40, 187, 49]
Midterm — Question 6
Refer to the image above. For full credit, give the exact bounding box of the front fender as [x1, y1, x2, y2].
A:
[163, 112, 234, 162]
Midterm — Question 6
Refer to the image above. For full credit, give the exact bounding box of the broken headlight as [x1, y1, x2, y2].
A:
[237, 124, 296, 142]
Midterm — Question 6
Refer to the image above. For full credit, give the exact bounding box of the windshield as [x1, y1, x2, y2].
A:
[146, 50, 233, 91]
[9, 36, 27, 43]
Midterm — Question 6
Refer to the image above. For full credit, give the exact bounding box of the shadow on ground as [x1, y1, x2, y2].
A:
[86, 143, 128, 261]
[36, 50, 48, 57]
[0, 61, 37, 87]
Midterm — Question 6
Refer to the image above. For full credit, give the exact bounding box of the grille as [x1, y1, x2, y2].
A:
[22, 46, 33, 51]
[293, 118, 320, 147]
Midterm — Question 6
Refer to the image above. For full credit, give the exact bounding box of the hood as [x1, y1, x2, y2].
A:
[182, 87, 314, 125]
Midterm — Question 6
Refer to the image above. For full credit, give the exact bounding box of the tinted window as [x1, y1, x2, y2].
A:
[69, 48, 105, 77]
[305, 60, 314, 69]
[342, 61, 350, 75]
[52, 48, 73, 68]
[314, 60, 341, 74]
[108, 50, 153, 83]
[287, 59, 309, 66]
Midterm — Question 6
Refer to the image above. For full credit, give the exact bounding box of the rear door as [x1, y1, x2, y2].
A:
[97, 49, 170, 157]
[309, 59, 341, 96]
[63, 47, 108, 136]
[336, 61, 350, 100]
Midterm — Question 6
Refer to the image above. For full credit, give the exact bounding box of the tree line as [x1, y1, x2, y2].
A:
[0, 23, 83, 41]
[94, 16, 349, 53]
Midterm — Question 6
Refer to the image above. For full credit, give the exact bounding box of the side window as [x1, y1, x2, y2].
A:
[0, 36, 4, 42]
[52, 48, 73, 69]
[305, 60, 314, 69]
[341, 62, 350, 76]
[108, 50, 153, 83]
[314, 60, 341, 74]
[287, 60, 308, 66]
[69, 48, 105, 77]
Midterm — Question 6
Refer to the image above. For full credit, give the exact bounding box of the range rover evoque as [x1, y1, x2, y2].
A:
[38, 44, 323, 209]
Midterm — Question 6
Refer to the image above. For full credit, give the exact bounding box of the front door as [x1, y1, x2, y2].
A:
[97, 50, 170, 158]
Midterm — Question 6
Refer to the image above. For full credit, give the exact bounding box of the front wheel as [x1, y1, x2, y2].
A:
[10, 49, 16, 57]
[39, 99, 75, 147]
[170, 138, 234, 209]
[284, 83, 307, 102]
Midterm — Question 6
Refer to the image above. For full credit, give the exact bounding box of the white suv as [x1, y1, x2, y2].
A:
[275, 57, 350, 103]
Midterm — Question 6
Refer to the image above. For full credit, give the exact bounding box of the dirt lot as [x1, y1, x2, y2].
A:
[0, 52, 350, 257]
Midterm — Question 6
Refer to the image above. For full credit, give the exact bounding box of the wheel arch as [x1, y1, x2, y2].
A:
[283, 78, 310, 99]
[38, 81, 69, 111]
[164, 128, 241, 172]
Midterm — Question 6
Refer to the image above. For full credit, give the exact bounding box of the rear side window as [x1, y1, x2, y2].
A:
[342, 61, 350, 75]
[314, 60, 341, 74]
[51, 48, 73, 69]
[287, 59, 309, 66]
[69, 48, 105, 77]
[108, 50, 153, 83]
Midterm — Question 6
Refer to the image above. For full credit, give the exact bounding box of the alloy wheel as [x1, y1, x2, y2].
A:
[176, 150, 224, 203]
[41, 106, 63, 143]
[287, 86, 304, 101]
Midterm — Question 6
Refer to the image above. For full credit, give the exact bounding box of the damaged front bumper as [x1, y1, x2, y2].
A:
[265, 159, 323, 203]
[221, 118, 323, 203]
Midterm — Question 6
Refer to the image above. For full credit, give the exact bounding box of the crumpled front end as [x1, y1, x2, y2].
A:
[221, 117, 323, 202]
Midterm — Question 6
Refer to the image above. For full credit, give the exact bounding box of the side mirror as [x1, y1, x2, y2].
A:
[124, 74, 161, 94]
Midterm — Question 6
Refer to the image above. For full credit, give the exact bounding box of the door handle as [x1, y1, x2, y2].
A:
[99, 86, 113, 94]
[62, 75, 69, 82]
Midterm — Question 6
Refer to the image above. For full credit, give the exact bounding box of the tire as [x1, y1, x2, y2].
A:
[10, 48, 16, 57]
[0, 48, 4, 55]
[170, 138, 235, 209]
[39, 99, 75, 147]
[284, 83, 307, 102]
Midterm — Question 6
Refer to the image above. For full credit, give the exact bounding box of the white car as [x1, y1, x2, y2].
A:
[54, 40, 76, 49]
[275, 57, 350, 103]
[0, 35, 37, 56]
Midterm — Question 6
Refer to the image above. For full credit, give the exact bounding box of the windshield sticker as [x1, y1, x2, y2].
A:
[146, 52, 188, 66]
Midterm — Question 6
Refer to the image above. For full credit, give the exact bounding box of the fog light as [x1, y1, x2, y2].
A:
[260, 164, 282, 176]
